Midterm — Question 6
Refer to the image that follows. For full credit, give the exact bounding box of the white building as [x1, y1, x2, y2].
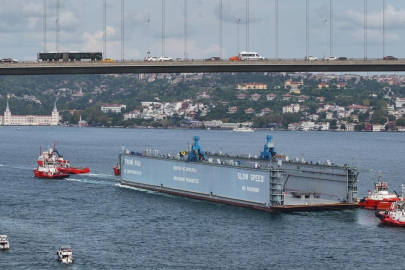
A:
[101, 104, 127, 113]
[395, 97, 405, 108]
[282, 104, 300, 114]
[0, 100, 59, 126]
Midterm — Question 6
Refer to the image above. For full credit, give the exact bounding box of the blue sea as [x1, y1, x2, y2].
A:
[1, 127, 405, 269]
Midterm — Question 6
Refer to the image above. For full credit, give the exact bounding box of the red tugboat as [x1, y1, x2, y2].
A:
[113, 163, 121, 176]
[33, 164, 70, 179]
[376, 201, 405, 227]
[113, 152, 121, 176]
[37, 142, 90, 174]
[359, 171, 400, 210]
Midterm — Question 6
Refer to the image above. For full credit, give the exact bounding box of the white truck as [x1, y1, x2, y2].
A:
[239, 51, 265, 61]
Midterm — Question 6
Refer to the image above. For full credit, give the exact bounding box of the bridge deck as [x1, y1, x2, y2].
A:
[1, 59, 404, 75]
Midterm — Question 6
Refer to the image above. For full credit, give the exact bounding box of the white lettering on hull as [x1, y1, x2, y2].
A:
[173, 176, 199, 184]
[173, 166, 197, 173]
[124, 169, 142, 175]
[124, 158, 141, 167]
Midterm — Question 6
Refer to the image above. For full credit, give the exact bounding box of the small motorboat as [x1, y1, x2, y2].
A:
[359, 171, 400, 210]
[0, 235, 10, 250]
[233, 127, 254, 132]
[376, 201, 405, 228]
[57, 246, 74, 264]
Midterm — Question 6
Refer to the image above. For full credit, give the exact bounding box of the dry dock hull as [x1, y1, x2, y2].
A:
[119, 180, 358, 212]
[119, 153, 359, 212]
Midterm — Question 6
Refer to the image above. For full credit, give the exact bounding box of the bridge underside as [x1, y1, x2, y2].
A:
[1, 62, 405, 75]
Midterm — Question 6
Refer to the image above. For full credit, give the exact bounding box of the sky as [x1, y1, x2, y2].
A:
[1, 0, 405, 61]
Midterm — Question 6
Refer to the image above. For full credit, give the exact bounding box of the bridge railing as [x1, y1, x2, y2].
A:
[2, 58, 405, 67]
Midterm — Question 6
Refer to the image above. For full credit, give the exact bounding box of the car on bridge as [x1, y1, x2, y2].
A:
[144, 56, 159, 62]
[229, 56, 240, 61]
[383, 56, 398, 61]
[158, 56, 174, 62]
[239, 51, 265, 61]
[326, 56, 337, 61]
[1, 58, 18, 63]
[304, 56, 318, 61]
[338, 57, 348, 61]
[102, 58, 114, 63]
[205, 57, 221, 61]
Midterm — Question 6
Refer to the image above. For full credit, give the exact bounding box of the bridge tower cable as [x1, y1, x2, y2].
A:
[246, 0, 249, 61]
[103, 0, 106, 58]
[121, 0, 124, 61]
[306, 0, 309, 58]
[236, 19, 241, 56]
[162, 0, 166, 56]
[184, 0, 188, 60]
[56, 0, 59, 52]
[330, 0, 333, 57]
[146, 19, 150, 57]
[43, 0, 46, 52]
[275, 0, 278, 60]
[364, 0, 368, 60]
[219, 0, 222, 59]
[383, 0, 386, 58]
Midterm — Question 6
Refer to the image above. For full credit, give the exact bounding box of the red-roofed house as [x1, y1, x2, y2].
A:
[250, 93, 261, 101]
[266, 93, 276, 101]
[346, 105, 369, 113]
[316, 97, 325, 102]
[244, 108, 255, 114]
[228, 106, 238, 114]
[284, 79, 304, 94]
[282, 94, 292, 101]
[236, 93, 246, 100]
[336, 82, 347, 89]
[318, 82, 330, 89]
[261, 108, 272, 114]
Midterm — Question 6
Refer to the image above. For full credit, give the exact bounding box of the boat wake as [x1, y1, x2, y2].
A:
[86, 173, 116, 179]
[116, 183, 158, 194]
[0, 164, 33, 170]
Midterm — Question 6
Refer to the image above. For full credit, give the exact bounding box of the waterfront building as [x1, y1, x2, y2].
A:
[237, 83, 267, 90]
[101, 104, 127, 113]
[0, 100, 59, 126]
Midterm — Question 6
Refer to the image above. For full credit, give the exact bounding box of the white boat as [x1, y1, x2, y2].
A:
[57, 246, 74, 264]
[0, 235, 10, 250]
[233, 127, 254, 132]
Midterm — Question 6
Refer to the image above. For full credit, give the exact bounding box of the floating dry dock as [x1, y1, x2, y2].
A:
[118, 136, 359, 212]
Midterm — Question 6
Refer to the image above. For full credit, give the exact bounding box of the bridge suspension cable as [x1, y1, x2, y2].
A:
[162, 0, 166, 57]
[43, 0, 46, 52]
[184, 0, 188, 60]
[330, 0, 333, 57]
[56, 0, 59, 53]
[103, 0, 106, 58]
[275, 0, 278, 60]
[219, 0, 222, 59]
[246, 0, 249, 60]
[306, 0, 309, 58]
[364, 0, 368, 60]
[121, 0, 124, 61]
[383, 0, 386, 57]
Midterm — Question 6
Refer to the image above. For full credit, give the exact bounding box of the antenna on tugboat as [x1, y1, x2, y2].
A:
[53, 141, 58, 150]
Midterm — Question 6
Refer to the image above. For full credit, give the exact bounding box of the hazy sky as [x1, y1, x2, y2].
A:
[1, 0, 405, 61]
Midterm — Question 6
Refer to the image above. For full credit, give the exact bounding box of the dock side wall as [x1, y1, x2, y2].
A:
[121, 155, 270, 206]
